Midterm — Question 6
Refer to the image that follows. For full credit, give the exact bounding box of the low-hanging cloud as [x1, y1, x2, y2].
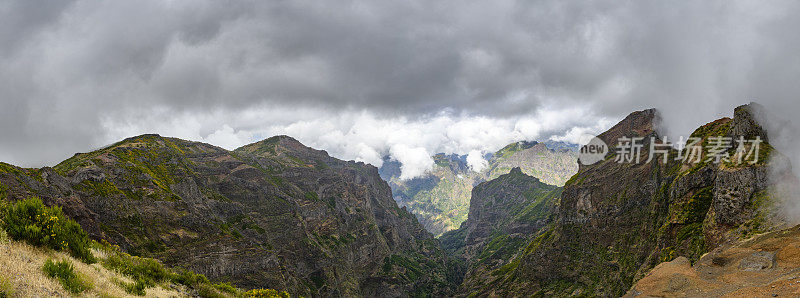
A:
[466, 150, 489, 172]
[0, 0, 798, 180]
[99, 105, 610, 179]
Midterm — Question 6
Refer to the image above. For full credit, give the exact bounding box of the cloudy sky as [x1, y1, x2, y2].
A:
[1, 1, 799, 179]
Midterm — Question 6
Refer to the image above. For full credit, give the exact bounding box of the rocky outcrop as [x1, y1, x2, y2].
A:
[597, 108, 659, 149]
[728, 102, 770, 143]
[0, 134, 454, 297]
[465, 104, 795, 297]
[439, 167, 561, 294]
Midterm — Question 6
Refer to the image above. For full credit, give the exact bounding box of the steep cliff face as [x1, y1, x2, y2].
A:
[380, 141, 577, 236]
[439, 168, 561, 294]
[0, 134, 452, 297]
[469, 103, 794, 297]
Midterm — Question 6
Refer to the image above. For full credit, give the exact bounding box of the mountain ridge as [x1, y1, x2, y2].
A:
[1, 102, 796, 297]
[457, 102, 797, 296]
[0, 133, 455, 297]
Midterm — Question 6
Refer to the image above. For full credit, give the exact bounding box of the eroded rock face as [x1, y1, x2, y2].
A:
[471, 104, 795, 297]
[0, 134, 453, 297]
[728, 102, 770, 143]
[712, 166, 768, 227]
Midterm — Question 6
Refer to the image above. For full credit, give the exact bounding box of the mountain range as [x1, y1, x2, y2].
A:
[1, 102, 798, 297]
[0, 134, 455, 296]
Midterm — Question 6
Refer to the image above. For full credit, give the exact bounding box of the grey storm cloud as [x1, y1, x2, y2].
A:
[0, 0, 799, 169]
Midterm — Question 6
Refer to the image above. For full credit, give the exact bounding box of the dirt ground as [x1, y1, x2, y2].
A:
[626, 226, 800, 297]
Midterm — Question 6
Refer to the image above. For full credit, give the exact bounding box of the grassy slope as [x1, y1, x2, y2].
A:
[0, 237, 186, 297]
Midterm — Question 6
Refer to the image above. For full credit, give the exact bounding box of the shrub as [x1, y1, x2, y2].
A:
[0, 228, 8, 244]
[116, 278, 147, 296]
[42, 259, 92, 294]
[101, 243, 246, 296]
[170, 268, 210, 286]
[245, 288, 291, 298]
[197, 283, 226, 298]
[213, 282, 238, 294]
[103, 252, 169, 294]
[1, 197, 95, 263]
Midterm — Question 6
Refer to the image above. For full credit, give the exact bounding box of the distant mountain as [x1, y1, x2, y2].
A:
[0, 134, 455, 297]
[379, 141, 578, 236]
[439, 167, 561, 293]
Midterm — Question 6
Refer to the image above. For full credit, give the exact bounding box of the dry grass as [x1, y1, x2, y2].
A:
[0, 240, 186, 297]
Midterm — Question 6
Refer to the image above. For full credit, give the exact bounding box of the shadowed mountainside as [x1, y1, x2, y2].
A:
[439, 167, 561, 294]
[0, 134, 455, 297]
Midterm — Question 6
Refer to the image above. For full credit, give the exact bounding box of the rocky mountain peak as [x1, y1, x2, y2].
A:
[495, 141, 539, 157]
[478, 102, 796, 297]
[729, 102, 770, 142]
[234, 135, 330, 161]
[508, 167, 524, 175]
[597, 108, 660, 148]
[529, 143, 550, 153]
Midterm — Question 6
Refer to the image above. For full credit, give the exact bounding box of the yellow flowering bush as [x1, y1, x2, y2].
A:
[1, 197, 95, 263]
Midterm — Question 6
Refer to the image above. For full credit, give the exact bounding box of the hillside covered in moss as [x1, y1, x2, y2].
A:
[0, 134, 455, 296]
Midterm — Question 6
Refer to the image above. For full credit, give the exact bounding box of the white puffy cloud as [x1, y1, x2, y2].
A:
[550, 119, 616, 146]
[390, 144, 434, 180]
[204, 125, 251, 150]
[95, 104, 610, 180]
[466, 150, 488, 172]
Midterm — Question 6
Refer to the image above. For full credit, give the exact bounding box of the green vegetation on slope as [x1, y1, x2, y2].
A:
[383, 142, 577, 236]
[98, 242, 247, 296]
[0, 197, 286, 297]
[1, 197, 95, 263]
[440, 168, 563, 294]
[42, 259, 92, 294]
[3, 133, 453, 296]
